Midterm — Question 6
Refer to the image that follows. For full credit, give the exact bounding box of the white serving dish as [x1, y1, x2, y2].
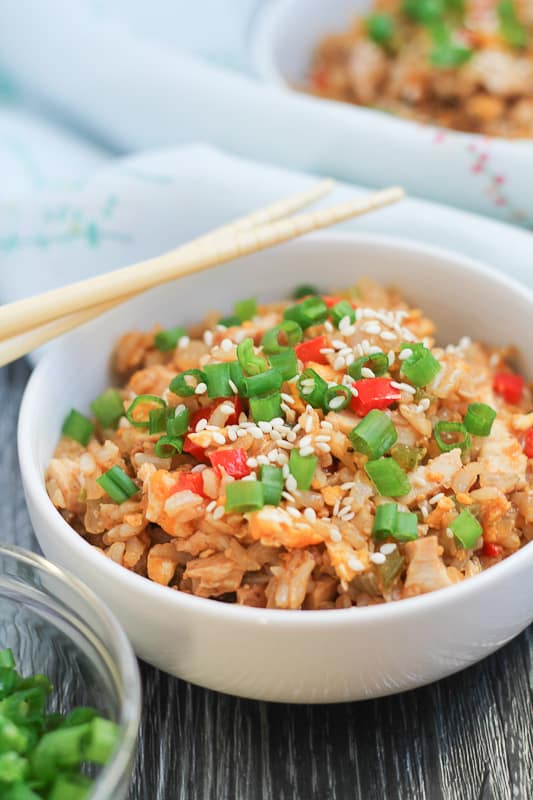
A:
[18, 232, 533, 703]
[251, 0, 533, 227]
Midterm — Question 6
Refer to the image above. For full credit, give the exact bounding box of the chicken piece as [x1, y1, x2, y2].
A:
[265, 550, 316, 609]
[46, 458, 84, 513]
[347, 40, 388, 104]
[466, 50, 533, 97]
[146, 470, 204, 537]
[248, 507, 325, 548]
[147, 543, 181, 586]
[403, 449, 463, 505]
[113, 330, 155, 375]
[478, 420, 527, 493]
[403, 536, 454, 598]
[325, 538, 369, 585]
[184, 553, 244, 598]
[127, 365, 176, 396]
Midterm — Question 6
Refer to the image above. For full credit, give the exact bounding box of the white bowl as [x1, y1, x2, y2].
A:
[251, 0, 533, 227]
[18, 233, 533, 703]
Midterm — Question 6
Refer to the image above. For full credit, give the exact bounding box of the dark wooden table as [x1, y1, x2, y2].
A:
[2, 360, 531, 800]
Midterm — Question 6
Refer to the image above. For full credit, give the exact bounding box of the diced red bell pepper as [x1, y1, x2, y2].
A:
[350, 378, 401, 416]
[493, 372, 524, 405]
[295, 335, 330, 365]
[322, 295, 357, 309]
[189, 396, 243, 429]
[311, 67, 329, 92]
[209, 448, 251, 479]
[524, 428, 533, 458]
[183, 437, 209, 462]
[482, 541, 503, 559]
[172, 471, 205, 497]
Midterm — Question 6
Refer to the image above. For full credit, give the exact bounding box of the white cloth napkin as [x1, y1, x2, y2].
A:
[1, 0, 533, 227]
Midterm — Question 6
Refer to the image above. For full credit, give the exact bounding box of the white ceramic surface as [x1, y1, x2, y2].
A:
[19, 233, 533, 703]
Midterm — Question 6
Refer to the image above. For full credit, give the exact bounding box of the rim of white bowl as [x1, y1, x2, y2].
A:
[18, 231, 533, 629]
[0, 542, 141, 799]
[251, 0, 530, 150]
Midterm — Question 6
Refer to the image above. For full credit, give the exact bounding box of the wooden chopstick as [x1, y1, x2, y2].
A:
[0, 185, 404, 366]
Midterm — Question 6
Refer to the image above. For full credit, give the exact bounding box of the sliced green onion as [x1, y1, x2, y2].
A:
[365, 458, 410, 497]
[292, 283, 319, 300]
[48, 774, 92, 800]
[166, 405, 189, 437]
[464, 403, 496, 437]
[390, 443, 426, 471]
[154, 435, 184, 458]
[96, 465, 139, 504]
[450, 509, 483, 549]
[393, 512, 419, 542]
[261, 321, 303, 354]
[249, 391, 282, 423]
[237, 338, 269, 376]
[375, 549, 404, 589]
[148, 407, 167, 435]
[234, 297, 257, 323]
[330, 300, 356, 328]
[349, 409, 398, 461]
[400, 344, 441, 387]
[259, 464, 284, 506]
[0, 649, 15, 670]
[268, 348, 298, 380]
[297, 368, 327, 408]
[347, 352, 389, 380]
[366, 12, 394, 46]
[289, 449, 318, 491]
[434, 421, 471, 453]
[170, 369, 206, 397]
[83, 717, 119, 764]
[61, 409, 94, 446]
[225, 480, 264, 513]
[244, 368, 283, 397]
[323, 385, 351, 412]
[218, 315, 241, 328]
[154, 325, 187, 352]
[228, 361, 246, 395]
[203, 362, 233, 398]
[90, 388, 124, 429]
[126, 395, 166, 428]
[284, 296, 328, 330]
[498, 0, 527, 48]
[372, 502, 398, 540]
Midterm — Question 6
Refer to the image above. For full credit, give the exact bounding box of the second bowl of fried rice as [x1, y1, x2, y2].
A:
[18, 232, 533, 702]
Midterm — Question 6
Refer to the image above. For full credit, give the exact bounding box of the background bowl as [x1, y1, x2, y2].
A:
[0, 543, 141, 798]
[18, 232, 533, 703]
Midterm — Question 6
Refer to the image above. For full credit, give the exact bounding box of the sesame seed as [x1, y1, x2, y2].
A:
[419, 398, 431, 411]
[333, 499, 341, 516]
[282, 464, 290, 478]
[256, 454, 268, 466]
[299, 446, 314, 457]
[178, 336, 190, 349]
[258, 421, 272, 433]
[363, 322, 381, 335]
[361, 367, 375, 379]
[331, 339, 345, 350]
[341, 482, 355, 490]
[321, 421, 333, 430]
[324, 320, 334, 333]
[370, 553, 386, 565]
[191, 464, 206, 473]
[271, 430, 282, 442]
[278, 440, 294, 450]
[305, 417, 313, 434]
[380, 543, 397, 555]
[316, 442, 330, 453]
[320, 348, 335, 355]
[271, 417, 285, 428]
[281, 393, 295, 405]
[212, 505, 225, 520]
[387, 350, 395, 366]
[195, 382, 207, 395]
[315, 434, 330, 442]
[196, 418, 208, 432]
[304, 508, 317, 522]
[286, 430, 297, 442]
[206, 500, 217, 513]
[350, 386, 359, 397]
[228, 379, 238, 394]
[250, 428, 264, 440]
[268, 449, 280, 462]
[220, 338, 233, 352]
[380, 331, 396, 342]
[246, 457, 258, 468]
[241, 473, 256, 482]
[399, 348, 413, 361]
[287, 506, 301, 517]
[220, 402, 235, 415]
[212, 432, 226, 445]
[299, 435, 312, 448]
[333, 357, 345, 371]
[280, 403, 291, 416]
[446, 528, 454, 539]
[330, 527, 342, 543]
[341, 511, 355, 521]
[285, 475, 298, 492]
[237, 429, 247, 438]
[390, 381, 416, 395]
[429, 492, 444, 505]
[203, 330, 214, 347]
[348, 557, 364, 572]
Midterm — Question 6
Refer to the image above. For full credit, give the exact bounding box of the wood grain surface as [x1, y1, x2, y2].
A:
[2, 360, 531, 800]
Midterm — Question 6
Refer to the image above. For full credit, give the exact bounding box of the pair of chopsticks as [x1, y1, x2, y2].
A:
[0, 181, 404, 367]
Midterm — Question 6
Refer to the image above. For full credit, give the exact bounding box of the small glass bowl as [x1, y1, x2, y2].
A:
[0, 543, 141, 799]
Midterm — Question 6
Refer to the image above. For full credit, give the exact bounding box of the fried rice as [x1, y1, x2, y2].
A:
[46, 278, 533, 610]
[306, 0, 533, 138]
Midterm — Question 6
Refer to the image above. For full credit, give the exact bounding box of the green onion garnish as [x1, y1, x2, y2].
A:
[96, 465, 139, 504]
[434, 421, 471, 453]
[400, 344, 441, 387]
[154, 325, 187, 352]
[148, 407, 167, 435]
[237, 338, 269, 376]
[268, 348, 298, 380]
[170, 369, 206, 397]
[244, 368, 283, 397]
[154, 435, 184, 458]
[218, 315, 241, 328]
[284, 295, 328, 330]
[366, 12, 394, 46]
[390, 443, 426, 471]
[450, 509, 482, 549]
[228, 361, 247, 395]
[61, 409, 94, 446]
[323, 384, 352, 412]
[289, 449, 318, 491]
[225, 480, 264, 513]
[292, 284, 319, 300]
[463, 403, 496, 437]
[372, 502, 398, 540]
[498, 0, 527, 48]
[349, 409, 398, 461]
[365, 458, 410, 497]
[347, 352, 389, 380]
[234, 297, 257, 323]
[126, 395, 166, 428]
[394, 512, 419, 542]
[203, 363, 233, 398]
[297, 367, 327, 408]
[402, 0, 442, 24]
[261, 321, 303, 354]
[249, 391, 282, 423]
[259, 464, 284, 506]
[90, 388, 124, 429]
[330, 300, 356, 328]
[166, 405, 190, 438]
